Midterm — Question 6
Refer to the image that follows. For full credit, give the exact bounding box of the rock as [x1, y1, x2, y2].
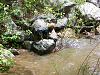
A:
[55, 17, 68, 31]
[61, 1, 76, 16]
[23, 41, 33, 50]
[31, 39, 56, 55]
[87, 0, 100, 8]
[49, 29, 58, 41]
[9, 49, 20, 55]
[6, 19, 18, 31]
[0, 49, 14, 58]
[32, 19, 48, 31]
[79, 2, 100, 20]
[31, 19, 48, 40]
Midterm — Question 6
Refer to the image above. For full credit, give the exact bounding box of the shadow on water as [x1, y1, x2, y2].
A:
[1, 35, 100, 75]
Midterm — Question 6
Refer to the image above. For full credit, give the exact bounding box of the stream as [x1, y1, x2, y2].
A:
[1, 35, 100, 75]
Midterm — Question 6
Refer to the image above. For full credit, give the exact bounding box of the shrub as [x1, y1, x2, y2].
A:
[1, 31, 21, 48]
[0, 44, 14, 72]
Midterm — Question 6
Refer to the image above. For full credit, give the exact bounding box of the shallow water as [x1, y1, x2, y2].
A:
[1, 35, 100, 75]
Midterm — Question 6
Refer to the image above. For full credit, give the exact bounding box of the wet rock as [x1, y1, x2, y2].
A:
[9, 49, 20, 55]
[31, 39, 56, 55]
[31, 19, 48, 40]
[79, 2, 100, 20]
[55, 17, 68, 31]
[87, 0, 100, 8]
[49, 29, 58, 41]
[23, 41, 33, 50]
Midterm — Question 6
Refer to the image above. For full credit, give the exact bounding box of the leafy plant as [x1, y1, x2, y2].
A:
[0, 2, 9, 23]
[0, 44, 14, 72]
[73, 0, 86, 4]
[1, 31, 21, 48]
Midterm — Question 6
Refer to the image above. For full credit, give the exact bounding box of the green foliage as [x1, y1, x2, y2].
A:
[0, 2, 9, 23]
[1, 31, 21, 48]
[23, 0, 46, 14]
[0, 45, 14, 72]
[43, 5, 64, 18]
[23, 0, 64, 18]
[73, 0, 86, 4]
[2, 32, 20, 43]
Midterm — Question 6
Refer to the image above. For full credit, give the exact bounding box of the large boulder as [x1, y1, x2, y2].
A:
[55, 17, 68, 31]
[31, 19, 48, 40]
[87, 0, 100, 8]
[31, 19, 48, 31]
[31, 39, 56, 55]
[79, 2, 100, 20]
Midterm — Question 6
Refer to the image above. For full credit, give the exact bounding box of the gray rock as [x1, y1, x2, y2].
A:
[31, 19, 48, 40]
[55, 17, 68, 30]
[79, 2, 100, 20]
[6, 19, 17, 31]
[60, 0, 76, 16]
[31, 39, 56, 55]
[0, 49, 14, 58]
[32, 19, 48, 31]
[87, 0, 100, 8]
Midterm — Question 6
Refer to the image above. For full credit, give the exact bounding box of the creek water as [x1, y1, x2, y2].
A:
[1, 35, 100, 75]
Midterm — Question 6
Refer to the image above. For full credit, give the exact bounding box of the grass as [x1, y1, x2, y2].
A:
[77, 42, 100, 75]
